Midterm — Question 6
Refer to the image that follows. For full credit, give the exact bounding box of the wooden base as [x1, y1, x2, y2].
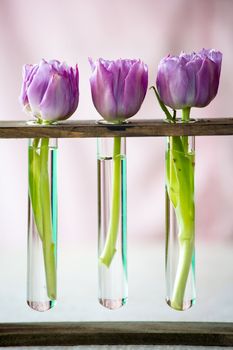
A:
[0, 322, 233, 346]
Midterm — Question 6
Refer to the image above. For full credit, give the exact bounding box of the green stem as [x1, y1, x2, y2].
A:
[170, 239, 194, 310]
[167, 107, 195, 310]
[40, 138, 56, 300]
[99, 136, 121, 267]
[182, 107, 191, 122]
[29, 138, 43, 240]
[181, 107, 191, 152]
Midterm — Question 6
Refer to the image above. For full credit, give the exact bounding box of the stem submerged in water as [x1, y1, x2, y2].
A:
[166, 107, 195, 310]
[40, 138, 57, 300]
[99, 137, 121, 267]
[29, 137, 57, 300]
[29, 138, 43, 240]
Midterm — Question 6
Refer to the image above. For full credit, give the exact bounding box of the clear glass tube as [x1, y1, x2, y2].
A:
[97, 137, 128, 310]
[165, 135, 195, 311]
[27, 138, 58, 312]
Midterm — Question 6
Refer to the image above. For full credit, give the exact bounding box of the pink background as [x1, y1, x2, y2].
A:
[0, 0, 233, 322]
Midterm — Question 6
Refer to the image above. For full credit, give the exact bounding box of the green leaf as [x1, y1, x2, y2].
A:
[150, 86, 173, 121]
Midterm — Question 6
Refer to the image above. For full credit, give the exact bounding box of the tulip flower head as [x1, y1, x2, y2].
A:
[20, 59, 79, 123]
[156, 49, 222, 110]
[89, 58, 148, 123]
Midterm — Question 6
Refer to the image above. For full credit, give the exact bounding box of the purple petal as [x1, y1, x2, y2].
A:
[180, 51, 196, 62]
[157, 57, 189, 109]
[168, 63, 190, 109]
[19, 64, 38, 106]
[184, 57, 202, 106]
[107, 61, 121, 101]
[39, 73, 72, 121]
[207, 50, 222, 75]
[67, 65, 79, 116]
[195, 57, 220, 107]
[89, 60, 117, 121]
[119, 60, 148, 118]
[88, 57, 96, 72]
[109, 59, 132, 103]
[27, 60, 52, 116]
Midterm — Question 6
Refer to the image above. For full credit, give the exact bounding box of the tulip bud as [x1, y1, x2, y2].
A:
[89, 58, 148, 122]
[20, 59, 79, 122]
[156, 49, 222, 110]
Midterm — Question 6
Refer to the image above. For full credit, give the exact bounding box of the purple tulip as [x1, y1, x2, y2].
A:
[20, 59, 79, 122]
[156, 49, 222, 110]
[89, 58, 148, 122]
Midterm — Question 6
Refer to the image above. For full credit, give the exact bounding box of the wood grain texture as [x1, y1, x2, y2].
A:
[0, 118, 233, 138]
[0, 322, 233, 346]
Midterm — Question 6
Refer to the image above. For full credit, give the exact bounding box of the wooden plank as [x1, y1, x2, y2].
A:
[0, 322, 233, 346]
[0, 118, 233, 138]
